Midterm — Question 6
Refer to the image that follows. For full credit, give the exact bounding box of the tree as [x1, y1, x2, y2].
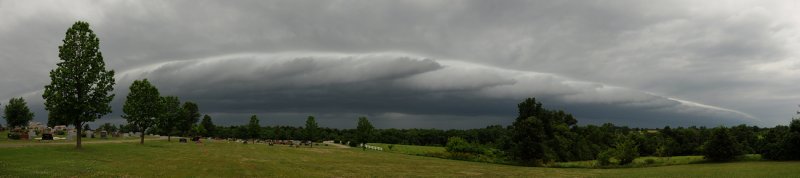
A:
[177, 102, 200, 137]
[97, 123, 118, 133]
[356, 117, 374, 150]
[703, 126, 742, 162]
[157, 96, 181, 141]
[3, 97, 34, 129]
[200, 115, 215, 137]
[305, 116, 319, 147]
[122, 79, 162, 144]
[248, 115, 261, 142]
[614, 134, 639, 165]
[509, 116, 548, 166]
[46, 112, 68, 127]
[42, 21, 116, 149]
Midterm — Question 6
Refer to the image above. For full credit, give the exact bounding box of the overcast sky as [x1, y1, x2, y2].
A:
[1, 0, 800, 129]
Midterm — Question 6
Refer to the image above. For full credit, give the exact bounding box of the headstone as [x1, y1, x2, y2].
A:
[42, 133, 54, 140]
[100, 131, 108, 139]
[28, 130, 36, 140]
[67, 131, 76, 141]
[86, 130, 94, 138]
[179, 138, 188, 143]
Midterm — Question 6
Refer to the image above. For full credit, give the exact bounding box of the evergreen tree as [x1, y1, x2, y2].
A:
[248, 115, 260, 142]
[200, 115, 215, 137]
[305, 116, 319, 147]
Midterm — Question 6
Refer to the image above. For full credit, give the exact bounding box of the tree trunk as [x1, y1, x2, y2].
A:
[168, 135, 171, 142]
[140, 131, 145, 144]
[76, 122, 83, 149]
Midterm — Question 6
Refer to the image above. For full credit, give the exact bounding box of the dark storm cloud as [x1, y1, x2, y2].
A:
[1, 0, 798, 128]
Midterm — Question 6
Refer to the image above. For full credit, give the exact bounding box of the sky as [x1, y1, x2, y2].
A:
[1, 0, 800, 129]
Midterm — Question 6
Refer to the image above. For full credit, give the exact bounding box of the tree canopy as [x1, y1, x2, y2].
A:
[305, 116, 319, 145]
[122, 79, 162, 144]
[178, 102, 200, 136]
[200, 115, 215, 137]
[248, 115, 260, 141]
[3, 97, 34, 129]
[42, 21, 115, 149]
[157, 96, 182, 141]
[356, 117, 374, 150]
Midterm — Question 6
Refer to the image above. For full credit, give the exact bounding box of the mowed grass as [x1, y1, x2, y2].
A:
[368, 143, 445, 155]
[0, 140, 799, 177]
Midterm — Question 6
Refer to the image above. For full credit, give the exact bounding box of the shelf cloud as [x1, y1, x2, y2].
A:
[2, 0, 799, 128]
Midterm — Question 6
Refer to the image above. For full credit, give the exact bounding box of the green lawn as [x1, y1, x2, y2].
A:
[1, 140, 799, 177]
[368, 143, 445, 155]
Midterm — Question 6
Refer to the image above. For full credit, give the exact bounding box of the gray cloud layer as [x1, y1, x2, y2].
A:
[1, 0, 798, 128]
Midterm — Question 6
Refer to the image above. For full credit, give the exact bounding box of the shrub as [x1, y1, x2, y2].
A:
[347, 141, 358, 147]
[615, 135, 639, 165]
[644, 158, 656, 164]
[445, 137, 485, 155]
[596, 149, 613, 166]
[388, 144, 394, 151]
[8, 132, 21, 140]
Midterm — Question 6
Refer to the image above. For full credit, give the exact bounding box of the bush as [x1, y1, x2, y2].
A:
[596, 149, 613, 166]
[644, 158, 656, 164]
[615, 135, 639, 165]
[7, 132, 21, 140]
[445, 137, 485, 155]
[347, 141, 358, 147]
[388, 144, 394, 151]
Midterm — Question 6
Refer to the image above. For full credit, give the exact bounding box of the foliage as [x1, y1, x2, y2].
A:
[596, 149, 614, 166]
[304, 116, 319, 143]
[177, 102, 200, 136]
[614, 134, 640, 165]
[3, 97, 34, 128]
[42, 21, 115, 148]
[156, 96, 181, 141]
[356, 117, 374, 150]
[703, 126, 742, 162]
[445, 136, 485, 155]
[200, 115, 215, 137]
[509, 98, 579, 165]
[97, 123, 118, 133]
[247, 115, 260, 141]
[122, 79, 162, 144]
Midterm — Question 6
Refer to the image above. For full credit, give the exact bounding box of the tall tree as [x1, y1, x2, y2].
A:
[703, 126, 742, 162]
[305, 116, 319, 147]
[248, 115, 261, 142]
[122, 79, 162, 144]
[356, 117, 374, 150]
[157, 96, 182, 141]
[3, 97, 34, 129]
[42, 21, 116, 149]
[178, 102, 200, 137]
[200, 115, 215, 137]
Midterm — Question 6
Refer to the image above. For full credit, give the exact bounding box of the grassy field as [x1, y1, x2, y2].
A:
[368, 143, 445, 155]
[2, 140, 800, 177]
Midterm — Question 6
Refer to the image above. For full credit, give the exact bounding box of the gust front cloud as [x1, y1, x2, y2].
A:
[105, 52, 758, 128]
